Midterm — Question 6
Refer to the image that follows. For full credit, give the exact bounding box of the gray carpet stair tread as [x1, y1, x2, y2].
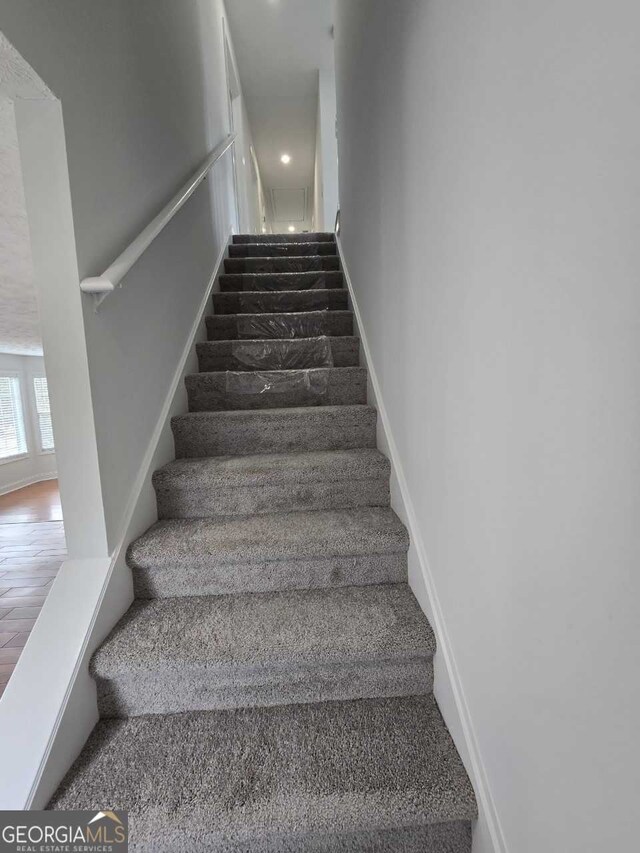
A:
[219, 271, 343, 292]
[171, 405, 378, 457]
[206, 310, 354, 340]
[233, 231, 335, 243]
[91, 584, 433, 715]
[213, 288, 348, 314]
[224, 256, 340, 274]
[152, 448, 390, 522]
[153, 448, 390, 522]
[196, 337, 359, 370]
[229, 242, 337, 257]
[186, 366, 367, 412]
[92, 583, 434, 675]
[49, 695, 476, 851]
[154, 448, 390, 490]
[128, 507, 408, 568]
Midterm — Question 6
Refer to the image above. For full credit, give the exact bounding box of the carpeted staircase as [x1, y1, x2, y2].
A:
[49, 233, 477, 851]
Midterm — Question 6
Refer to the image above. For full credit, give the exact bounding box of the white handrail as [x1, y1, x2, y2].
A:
[81, 132, 236, 306]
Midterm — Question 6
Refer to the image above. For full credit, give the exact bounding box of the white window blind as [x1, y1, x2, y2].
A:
[0, 376, 27, 460]
[33, 376, 54, 451]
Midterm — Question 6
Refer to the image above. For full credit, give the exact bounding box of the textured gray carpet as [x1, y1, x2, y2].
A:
[232, 232, 335, 244]
[172, 405, 377, 458]
[92, 583, 434, 716]
[207, 309, 354, 340]
[223, 255, 340, 274]
[153, 448, 390, 519]
[197, 336, 359, 370]
[49, 231, 475, 850]
[218, 271, 344, 292]
[127, 507, 408, 597]
[229, 241, 338, 257]
[130, 505, 407, 562]
[186, 366, 367, 411]
[50, 695, 476, 852]
[213, 286, 346, 313]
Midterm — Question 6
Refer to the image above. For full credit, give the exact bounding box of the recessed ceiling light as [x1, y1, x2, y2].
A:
[280, 153, 291, 165]
[288, 225, 296, 232]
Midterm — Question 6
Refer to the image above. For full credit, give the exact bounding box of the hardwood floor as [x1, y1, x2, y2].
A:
[0, 481, 66, 698]
[0, 479, 63, 524]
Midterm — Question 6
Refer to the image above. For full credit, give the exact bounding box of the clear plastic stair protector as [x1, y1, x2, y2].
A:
[239, 243, 326, 257]
[237, 272, 331, 291]
[238, 291, 332, 314]
[231, 337, 333, 372]
[225, 368, 329, 402]
[247, 256, 328, 271]
[236, 310, 330, 339]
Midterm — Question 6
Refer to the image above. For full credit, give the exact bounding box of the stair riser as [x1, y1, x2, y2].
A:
[233, 232, 335, 244]
[186, 369, 367, 412]
[207, 311, 353, 340]
[219, 272, 343, 292]
[132, 551, 407, 599]
[95, 657, 433, 718]
[196, 339, 359, 371]
[172, 408, 377, 457]
[155, 477, 390, 520]
[229, 243, 337, 258]
[224, 257, 340, 273]
[213, 289, 347, 314]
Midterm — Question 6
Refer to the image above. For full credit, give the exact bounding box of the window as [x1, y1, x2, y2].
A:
[0, 376, 27, 460]
[33, 377, 54, 452]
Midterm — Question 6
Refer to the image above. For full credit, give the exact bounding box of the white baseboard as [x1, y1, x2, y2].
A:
[0, 232, 232, 809]
[0, 472, 58, 498]
[337, 236, 508, 853]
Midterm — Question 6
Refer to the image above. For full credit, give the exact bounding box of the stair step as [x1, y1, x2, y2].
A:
[90, 582, 429, 716]
[224, 256, 340, 274]
[219, 271, 343, 292]
[229, 242, 337, 258]
[172, 405, 377, 457]
[129, 506, 408, 598]
[196, 337, 359, 372]
[153, 448, 390, 520]
[207, 310, 354, 340]
[213, 288, 347, 315]
[233, 231, 335, 244]
[186, 366, 367, 412]
[49, 694, 476, 851]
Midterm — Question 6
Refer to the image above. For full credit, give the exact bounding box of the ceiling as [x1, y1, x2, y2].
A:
[0, 97, 42, 356]
[225, 0, 334, 227]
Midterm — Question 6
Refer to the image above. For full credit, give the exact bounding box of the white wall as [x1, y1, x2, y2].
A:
[318, 67, 339, 230]
[312, 68, 339, 232]
[250, 140, 268, 234]
[0, 0, 259, 552]
[234, 95, 265, 234]
[225, 24, 265, 235]
[313, 92, 323, 230]
[334, 2, 640, 852]
[0, 353, 56, 495]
